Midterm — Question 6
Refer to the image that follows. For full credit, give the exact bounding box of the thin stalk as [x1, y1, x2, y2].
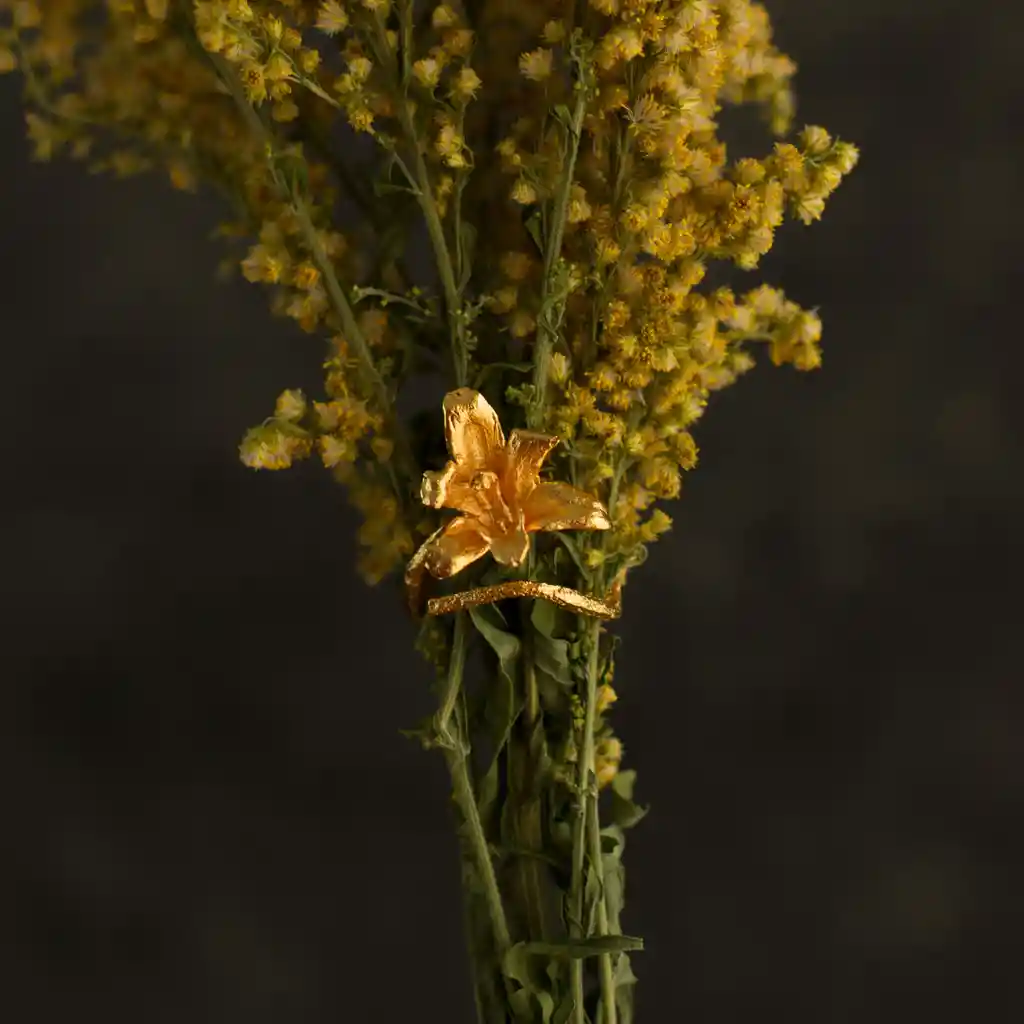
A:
[508, 606, 552, 943]
[452, 745, 497, 1024]
[214, 71, 387, 406]
[568, 617, 603, 1024]
[403, 121, 469, 387]
[461, 883, 489, 1024]
[291, 194, 392, 409]
[433, 611, 469, 747]
[523, 632, 540, 725]
[291, 112, 419, 293]
[528, 70, 590, 431]
[606, 452, 632, 533]
[587, 789, 616, 1024]
[372, 10, 470, 388]
[447, 737, 516, 994]
[439, 615, 517, 1000]
[398, 0, 414, 86]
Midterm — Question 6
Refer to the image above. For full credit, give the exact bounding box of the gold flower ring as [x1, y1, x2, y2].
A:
[404, 388, 622, 620]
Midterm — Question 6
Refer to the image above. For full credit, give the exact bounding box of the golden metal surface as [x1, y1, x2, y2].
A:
[425, 578, 623, 619]
[405, 388, 621, 620]
[414, 389, 610, 579]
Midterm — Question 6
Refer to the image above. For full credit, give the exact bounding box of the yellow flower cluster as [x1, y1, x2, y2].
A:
[560, 673, 623, 789]
[4, 0, 857, 591]
[193, 0, 327, 123]
[1, 0, 421, 581]
[595, 734, 623, 788]
[473, 0, 857, 576]
[593, 654, 621, 786]
[236, 323, 414, 581]
[238, 211, 352, 335]
[344, 466, 418, 583]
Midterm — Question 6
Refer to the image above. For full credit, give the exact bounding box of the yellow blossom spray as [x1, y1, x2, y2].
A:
[2, 0, 857, 1018]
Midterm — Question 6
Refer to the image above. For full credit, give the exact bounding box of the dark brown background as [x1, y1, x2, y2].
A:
[2, 1, 1021, 1020]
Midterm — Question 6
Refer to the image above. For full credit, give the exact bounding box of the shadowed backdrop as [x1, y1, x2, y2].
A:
[2, 1, 1021, 1021]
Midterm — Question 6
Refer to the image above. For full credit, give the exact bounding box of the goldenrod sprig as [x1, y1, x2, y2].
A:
[202, 43, 411, 502]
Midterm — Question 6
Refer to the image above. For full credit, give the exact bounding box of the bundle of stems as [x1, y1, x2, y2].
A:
[2, 0, 857, 1018]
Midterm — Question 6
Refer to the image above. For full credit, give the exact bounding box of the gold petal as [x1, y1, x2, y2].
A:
[522, 481, 611, 533]
[505, 428, 560, 505]
[488, 523, 530, 567]
[420, 461, 459, 509]
[423, 514, 492, 578]
[404, 524, 448, 617]
[442, 388, 505, 468]
[423, 460, 514, 522]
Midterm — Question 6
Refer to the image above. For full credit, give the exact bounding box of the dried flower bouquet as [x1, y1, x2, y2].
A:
[1, 0, 857, 1019]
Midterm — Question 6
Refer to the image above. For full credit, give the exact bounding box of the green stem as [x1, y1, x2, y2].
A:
[440, 615, 516, 1002]
[398, 0, 414, 86]
[373, 11, 470, 388]
[448, 739, 516, 998]
[524, 646, 540, 726]
[292, 112, 418, 291]
[406, 128, 469, 387]
[434, 611, 469, 747]
[461, 884, 490, 1024]
[507, 607, 553, 944]
[587, 789, 616, 1024]
[568, 617, 602, 1024]
[528, 68, 590, 431]
[292, 196, 392, 404]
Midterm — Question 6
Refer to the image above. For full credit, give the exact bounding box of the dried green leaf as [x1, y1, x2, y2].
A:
[610, 769, 638, 802]
[470, 602, 521, 671]
[584, 856, 603, 936]
[505, 942, 557, 1023]
[510, 935, 643, 960]
[459, 849, 511, 1022]
[552, 993, 575, 1024]
[600, 827, 627, 935]
[529, 601, 574, 711]
[508, 988, 530, 1021]
[495, 844, 562, 870]
[549, 817, 572, 858]
[608, 770, 648, 831]
[534, 667, 570, 717]
[615, 952, 638, 1024]
[550, 533, 590, 580]
[458, 220, 477, 293]
[533, 634, 570, 682]
[469, 603, 521, 823]
[503, 707, 563, 943]
[530, 597, 559, 638]
[600, 825, 624, 859]
[524, 210, 544, 254]
[372, 179, 415, 197]
[397, 714, 436, 750]
[473, 361, 534, 389]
